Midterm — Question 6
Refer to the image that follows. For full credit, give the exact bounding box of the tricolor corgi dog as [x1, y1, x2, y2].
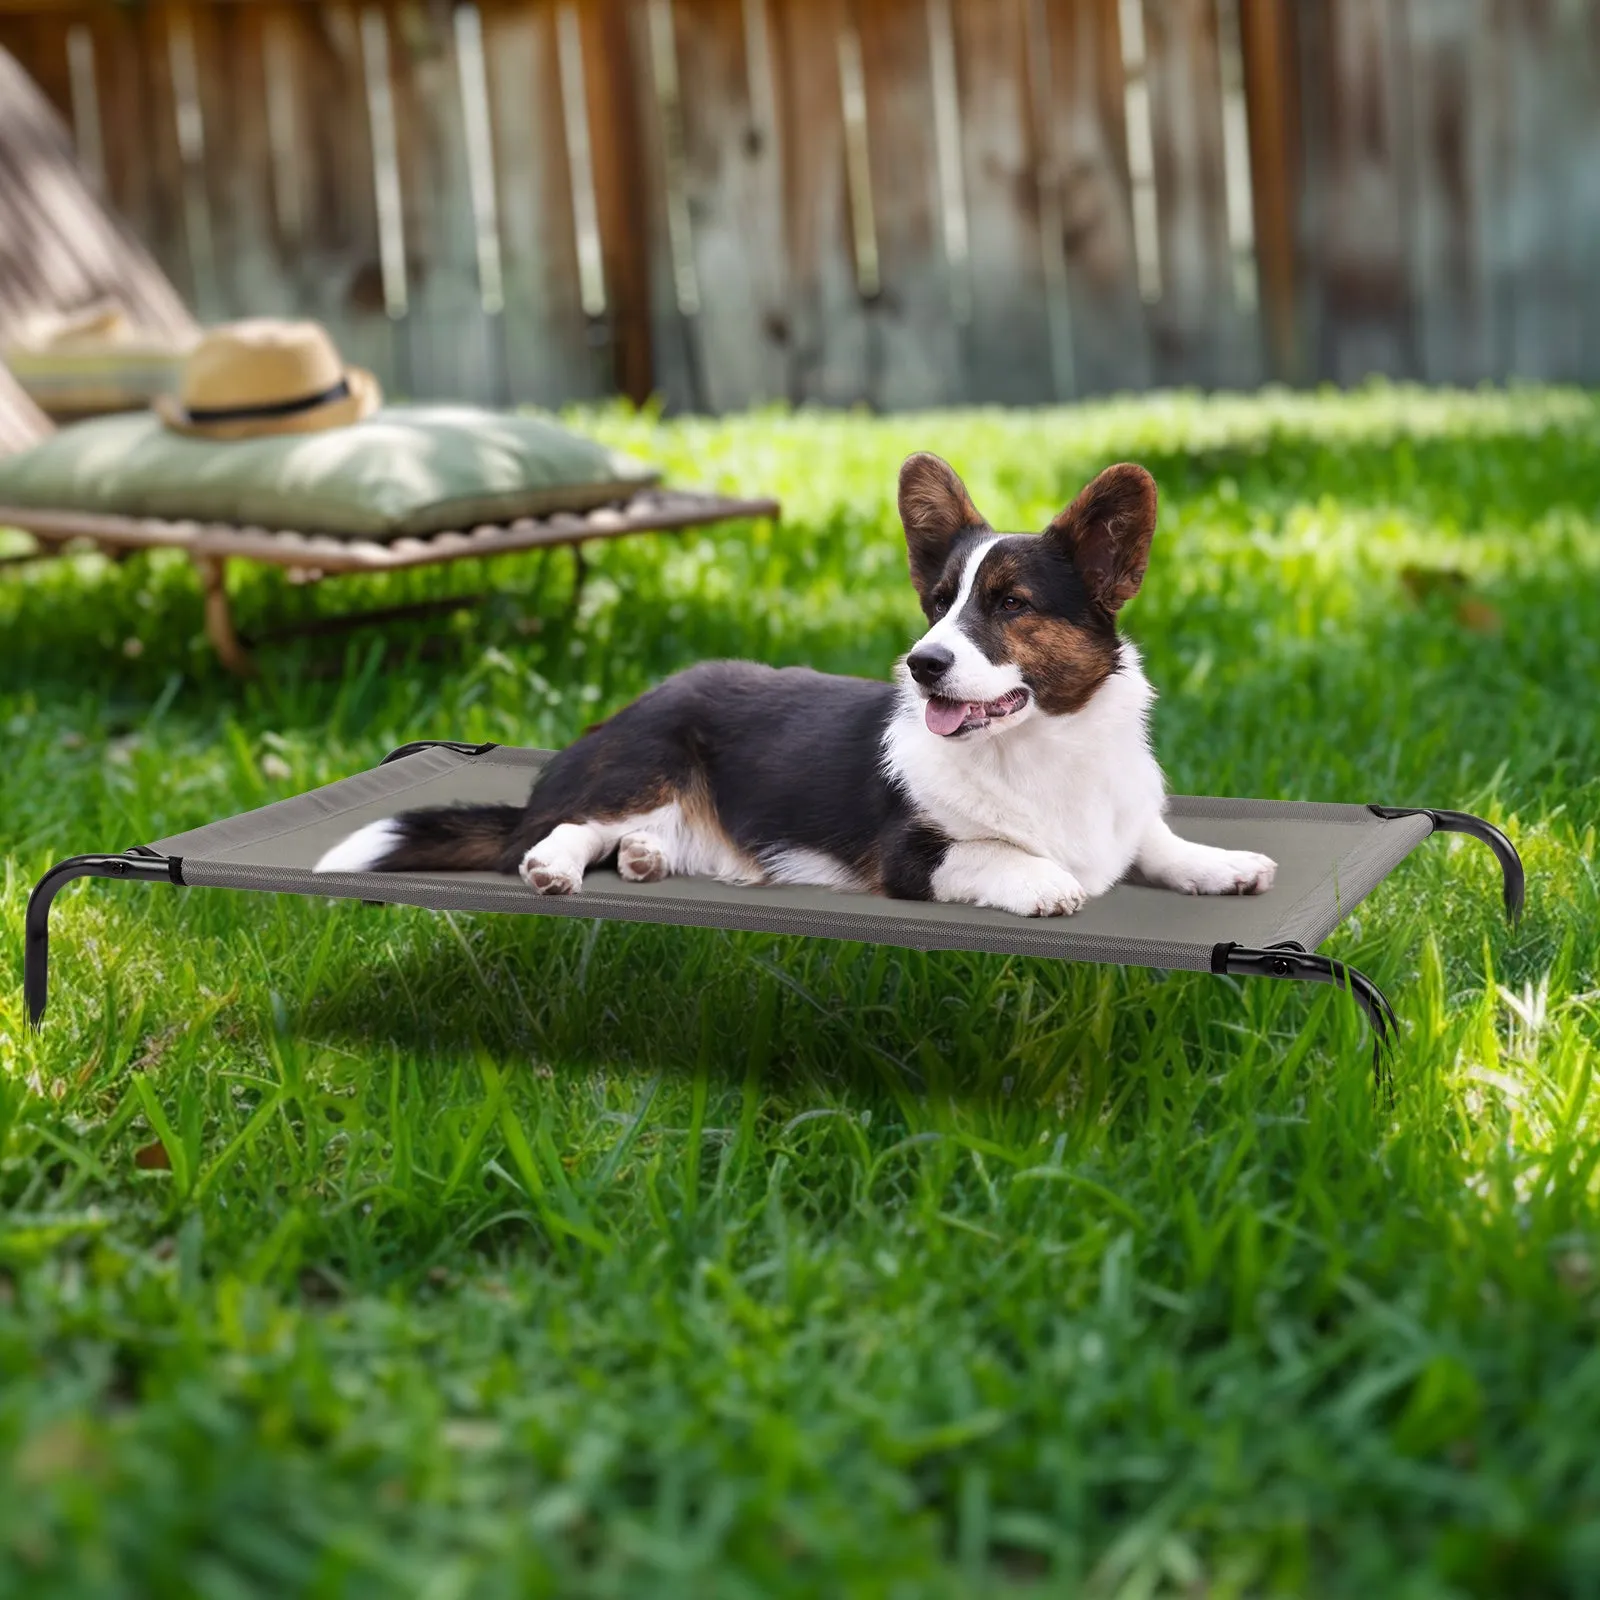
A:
[315, 455, 1276, 916]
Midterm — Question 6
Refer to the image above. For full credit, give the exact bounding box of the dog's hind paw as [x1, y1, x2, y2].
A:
[617, 833, 669, 883]
[519, 851, 582, 895]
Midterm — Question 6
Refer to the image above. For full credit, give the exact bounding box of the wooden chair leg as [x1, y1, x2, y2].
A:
[0, 531, 65, 568]
[568, 541, 589, 610]
[193, 556, 257, 676]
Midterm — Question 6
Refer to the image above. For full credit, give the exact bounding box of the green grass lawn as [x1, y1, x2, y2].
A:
[2, 385, 1598, 1598]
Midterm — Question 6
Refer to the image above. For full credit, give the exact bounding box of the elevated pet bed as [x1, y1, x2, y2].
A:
[24, 742, 1524, 1069]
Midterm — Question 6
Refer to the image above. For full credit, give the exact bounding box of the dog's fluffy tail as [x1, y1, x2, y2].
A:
[313, 804, 526, 875]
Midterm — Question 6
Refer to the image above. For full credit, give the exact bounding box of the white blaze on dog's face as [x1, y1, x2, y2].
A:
[897, 453, 1158, 740]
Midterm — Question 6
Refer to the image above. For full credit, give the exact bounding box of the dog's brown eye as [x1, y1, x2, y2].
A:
[1000, 595, 1027, 613]
[932, 596, 950, 616]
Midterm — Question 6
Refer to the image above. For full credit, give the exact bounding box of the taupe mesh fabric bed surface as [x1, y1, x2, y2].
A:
[147, 743, 1437, 973]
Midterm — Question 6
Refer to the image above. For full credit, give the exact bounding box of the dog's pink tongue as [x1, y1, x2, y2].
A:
[925, 697, 971, 736]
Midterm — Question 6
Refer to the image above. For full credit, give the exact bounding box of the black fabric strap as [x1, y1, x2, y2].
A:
[182, 376, 351, 425]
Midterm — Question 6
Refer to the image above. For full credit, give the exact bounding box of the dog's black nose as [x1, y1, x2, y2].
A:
[906, 644, 955, 688]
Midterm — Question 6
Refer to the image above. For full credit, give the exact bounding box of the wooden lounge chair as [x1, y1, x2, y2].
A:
[0, 489, 781, 674]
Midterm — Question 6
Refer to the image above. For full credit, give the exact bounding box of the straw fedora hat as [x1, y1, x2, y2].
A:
[156, 318, 381, 440]
[14, 300, 141, 351]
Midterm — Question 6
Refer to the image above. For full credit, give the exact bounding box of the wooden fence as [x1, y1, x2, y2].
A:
[2, 0, 1598, 412]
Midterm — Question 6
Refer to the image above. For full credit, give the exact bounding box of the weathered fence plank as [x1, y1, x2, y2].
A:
[947, 0, 1055, 403]
[1499, 0, 1600, 381]
[855, 0, 965, 408]
[576, 0, 655, 403]
[0, 12, 71, 124]
[618, 0, 698, 411]
[184, 0, 293, 321]
[1142, 0, 1259, 386]
[1297, 0, 1418, 384]
[1035, 0, 1150, 395]
[669, 0, 791, 411]
[239, 2, 397, 388]
[1238, 0, 1301, 382]
[381, 0, 492, 400]
[769, 0, 870, 405]
[80, 5, 182, 300]
[482, 0, 600, 407]
[1404, 0, 1502, 386]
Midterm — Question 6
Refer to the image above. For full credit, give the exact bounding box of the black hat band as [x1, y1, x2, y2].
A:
[181, 376, 352, 425]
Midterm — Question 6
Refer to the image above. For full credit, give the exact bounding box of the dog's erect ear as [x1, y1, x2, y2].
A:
[1045, 463, 1158, 613]
[899, 453, 989, 594]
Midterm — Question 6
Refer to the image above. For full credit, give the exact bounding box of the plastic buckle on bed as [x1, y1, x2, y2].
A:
[127, 844, 186, 884]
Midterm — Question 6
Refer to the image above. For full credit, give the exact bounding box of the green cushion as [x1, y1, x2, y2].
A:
[0, 405, 659, 539]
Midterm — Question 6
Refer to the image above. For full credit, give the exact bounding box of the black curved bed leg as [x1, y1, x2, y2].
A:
[1212, 942, 1398, 1086]
[25, 852, 184, 1028]
[1369, 805, 1524, 924]
[1211, 809, 1523, 1083]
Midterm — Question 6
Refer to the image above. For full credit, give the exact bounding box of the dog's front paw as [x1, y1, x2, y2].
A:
[986, 861, 1089, 918]
[1173, 849, 1276, 896]
[519, 850, 582, 895]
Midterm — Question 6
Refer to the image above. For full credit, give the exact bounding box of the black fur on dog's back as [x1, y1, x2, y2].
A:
[359, 662, 949, 895]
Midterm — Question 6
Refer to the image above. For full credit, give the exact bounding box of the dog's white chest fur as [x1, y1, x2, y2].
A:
[883, 644, 1165, 896]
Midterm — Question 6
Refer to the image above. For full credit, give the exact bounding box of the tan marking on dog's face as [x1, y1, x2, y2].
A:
[942, 543, 1120, 715]
[1006, 612, 1119, 714]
